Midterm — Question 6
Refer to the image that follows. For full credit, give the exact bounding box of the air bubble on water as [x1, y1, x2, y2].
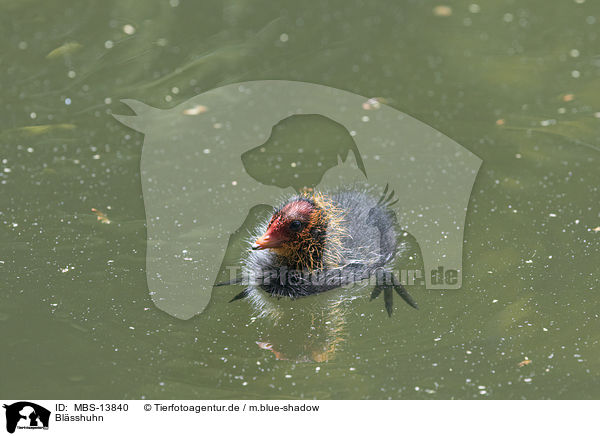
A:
[104, 40, 114, 49]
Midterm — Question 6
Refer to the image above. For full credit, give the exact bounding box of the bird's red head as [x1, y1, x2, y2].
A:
[253, 198, 318, 250]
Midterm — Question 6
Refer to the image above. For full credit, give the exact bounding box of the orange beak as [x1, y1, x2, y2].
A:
[252, 230, 285, 250]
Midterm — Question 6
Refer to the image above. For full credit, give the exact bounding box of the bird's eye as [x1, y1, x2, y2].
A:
[289, 220, 303, 231]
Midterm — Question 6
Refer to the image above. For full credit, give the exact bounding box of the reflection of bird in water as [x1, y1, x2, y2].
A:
[220, 185, 418, 362]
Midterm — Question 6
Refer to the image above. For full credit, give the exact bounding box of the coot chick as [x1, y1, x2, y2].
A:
[224, 186, 418, 316]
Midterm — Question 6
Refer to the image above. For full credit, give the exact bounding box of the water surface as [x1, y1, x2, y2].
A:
[1, 0, 599, 399]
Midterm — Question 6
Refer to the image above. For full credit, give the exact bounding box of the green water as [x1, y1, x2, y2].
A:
[1, 0, 599, 399]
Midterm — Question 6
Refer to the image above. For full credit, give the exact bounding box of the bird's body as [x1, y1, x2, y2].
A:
[225, 186, 418, 316]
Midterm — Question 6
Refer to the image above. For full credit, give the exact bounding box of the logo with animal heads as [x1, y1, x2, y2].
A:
[114, 80, 481, 320]
[3, 402, 50, 434]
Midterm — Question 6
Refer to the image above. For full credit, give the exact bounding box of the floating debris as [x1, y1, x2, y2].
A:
[433, 5, 453, 16]
[540, 119, 557, 127]
[91, 208, 111, 224]
[123, 24, 136, 35]
[14, 124, 76, 135]
[46, 42, 83, 59]
[362, 97, 388, 110]
[183, 105, 208, 115]
[518, 359, 532, 367]
[562, 94, 575, 102]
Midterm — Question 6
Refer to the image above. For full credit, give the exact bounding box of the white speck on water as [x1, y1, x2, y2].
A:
[569, 49, 580, 58]
[65, 98, 72, 105]
[123, 24, 135, 35]
[279, 33, 289, 42]
[595, 112, 600, 119]
[549, 213, 557, 217]
[104, 40, 114, 49]
[523, 378, 532, 383]
[469, 4, 480, 13]
[203, 149, 211, 154]
[165, 95, 172, 102]
[434, 337, 442, 342]
[540, 119, 556, 126]
[361, 115, 370, 122]
[213, 122, 222, 129]
[171, 87, 179, 94]
[415, 386, 420, 391]
[92, 154, 100, 160]
[27, 147, 34, 153]
[503, 13, 514, 23]
[30, 112, 37, 119]
[231, 180, 237, 186]
[515, 153, 521, 158]
[67, 70, 76, 78]
[169, 0, 179, 7]
[284, 374, 292, 379]
[129, 326, 135, 330]
[18, 41, 28, 50]
[492, 299, 498, 303]
[350, 130, 357, 136]
[543, 327, 548, 332]
[104, 97, 112, 104]
[571, 70, 580, 78]
[4, 168, 12, 173]
[525, 259, 533, 264]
